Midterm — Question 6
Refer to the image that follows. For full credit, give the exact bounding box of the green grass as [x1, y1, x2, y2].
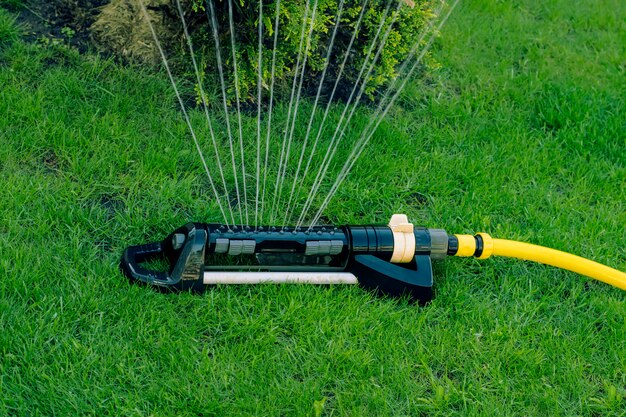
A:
[1, 0, 625, 415]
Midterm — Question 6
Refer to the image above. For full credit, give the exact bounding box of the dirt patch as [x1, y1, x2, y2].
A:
[407, 191, 430, 208]
[98, 193, 125, 218]
[41, 149, 61, 173]
[15, 0, 108, 53]
[12, 0, 178, 62]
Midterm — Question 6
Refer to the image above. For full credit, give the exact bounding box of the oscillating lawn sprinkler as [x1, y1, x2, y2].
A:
[121, 214, 626, 304]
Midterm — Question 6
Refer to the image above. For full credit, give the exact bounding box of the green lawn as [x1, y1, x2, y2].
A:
[1, 0, 625, 415]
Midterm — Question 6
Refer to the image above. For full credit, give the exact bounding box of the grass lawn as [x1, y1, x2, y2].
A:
[1, 0, 625, 415]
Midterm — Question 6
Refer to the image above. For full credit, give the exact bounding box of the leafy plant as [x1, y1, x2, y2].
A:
[61, 26, 75, 39]
[186, 0, 439, 102]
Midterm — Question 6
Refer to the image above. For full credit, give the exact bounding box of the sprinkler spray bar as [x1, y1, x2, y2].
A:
[121, 214, 626, 304]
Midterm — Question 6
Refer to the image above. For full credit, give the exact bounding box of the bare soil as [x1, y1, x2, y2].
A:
[14, 0, 108, 52]
[13, 0, 178, 62]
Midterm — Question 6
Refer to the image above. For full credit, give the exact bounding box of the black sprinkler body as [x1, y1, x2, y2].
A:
[120, 215, 451, 304]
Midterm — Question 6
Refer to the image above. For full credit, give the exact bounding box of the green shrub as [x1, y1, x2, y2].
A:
[187, 0, 439, 103]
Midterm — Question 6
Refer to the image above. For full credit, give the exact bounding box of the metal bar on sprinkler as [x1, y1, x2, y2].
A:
[203, 272, 358, 285]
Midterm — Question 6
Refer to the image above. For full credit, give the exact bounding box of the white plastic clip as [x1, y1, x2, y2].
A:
[388, 214, 416, 263]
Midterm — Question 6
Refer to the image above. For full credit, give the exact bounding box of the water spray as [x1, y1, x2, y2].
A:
[120, 214, 626, 304]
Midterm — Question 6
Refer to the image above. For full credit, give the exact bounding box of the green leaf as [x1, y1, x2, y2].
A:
[263, 15, 273, 36]
[313, 397, 327, 417]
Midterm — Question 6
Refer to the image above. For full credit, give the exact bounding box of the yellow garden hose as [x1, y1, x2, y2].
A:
[454, 233, 626, 291]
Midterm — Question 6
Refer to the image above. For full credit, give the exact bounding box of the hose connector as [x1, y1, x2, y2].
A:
[448, 233, 494, 259]
[475, 233, 493, 259]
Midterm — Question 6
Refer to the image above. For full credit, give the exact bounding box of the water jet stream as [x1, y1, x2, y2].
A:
[280, 0, 347, 227]
[206, 0, 244, 225]
[296, 0, 404, 228]
[137, 0, 229, 226]
[227, 0, 249, 225]
[310, 0, 459, 226]
[270, 0, 318, 225]
[174, 0, 235, 226]
[259, 0, 282, 226]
